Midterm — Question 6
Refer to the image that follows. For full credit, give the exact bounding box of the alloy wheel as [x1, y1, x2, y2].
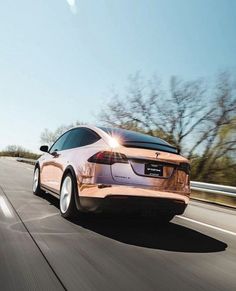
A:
[60, 176, 72, 214]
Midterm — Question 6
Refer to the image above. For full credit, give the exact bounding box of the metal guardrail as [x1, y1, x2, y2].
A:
[191, 181, 236, 198]
[16, 158, 236, 198]
[16, 158, 36, 165]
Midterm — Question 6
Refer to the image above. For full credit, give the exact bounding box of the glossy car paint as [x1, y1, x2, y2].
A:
[38, 125, 190, 212]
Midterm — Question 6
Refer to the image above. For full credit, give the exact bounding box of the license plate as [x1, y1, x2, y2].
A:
[144, 163, 163, 177]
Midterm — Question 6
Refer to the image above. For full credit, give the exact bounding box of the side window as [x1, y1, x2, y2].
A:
[49, 131, 70, 153]
[62, 128, 82, 150]
[62, 128, 100, 150]
[80, 128, 101, 146]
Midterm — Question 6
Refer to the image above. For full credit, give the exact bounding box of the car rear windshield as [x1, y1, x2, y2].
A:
[99, 127, 178, 154]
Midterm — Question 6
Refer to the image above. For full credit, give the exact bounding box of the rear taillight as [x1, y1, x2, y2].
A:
[178, 163, 190, 174]
[88, 151, 128, 165]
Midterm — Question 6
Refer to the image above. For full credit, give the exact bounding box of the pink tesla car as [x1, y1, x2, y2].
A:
[33, 125, 190, 222]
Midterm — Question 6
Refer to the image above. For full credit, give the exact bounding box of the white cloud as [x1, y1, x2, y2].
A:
[66, 0, 77, 14]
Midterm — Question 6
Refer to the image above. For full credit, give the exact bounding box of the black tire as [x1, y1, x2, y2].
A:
[32, 166, 45, 196]
[59, 172, 78, 219]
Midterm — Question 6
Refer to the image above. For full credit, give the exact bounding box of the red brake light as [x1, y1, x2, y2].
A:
[88, 151, 128, 165]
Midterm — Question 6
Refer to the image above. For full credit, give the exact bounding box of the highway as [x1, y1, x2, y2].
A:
[0, 158, 236, 291]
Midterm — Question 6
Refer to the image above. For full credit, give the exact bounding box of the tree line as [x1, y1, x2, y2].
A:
[0, 145, 40, 160]
[98, 72, 236, 185]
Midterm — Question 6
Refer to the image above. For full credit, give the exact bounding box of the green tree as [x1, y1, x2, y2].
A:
[98, 72, 236, 184]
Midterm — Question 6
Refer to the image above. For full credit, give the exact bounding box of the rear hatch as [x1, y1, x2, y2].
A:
[111, 146, 190, 193]
[99, 127, 190, 193]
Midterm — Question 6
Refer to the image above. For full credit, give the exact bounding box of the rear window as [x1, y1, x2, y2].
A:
[99, 127, 178, 154]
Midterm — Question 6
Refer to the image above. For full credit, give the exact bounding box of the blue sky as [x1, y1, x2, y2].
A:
[0, 0, 235, 151]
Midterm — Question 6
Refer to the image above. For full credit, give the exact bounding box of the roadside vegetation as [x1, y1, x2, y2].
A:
[0, 145, 40, 160]
[98, 72, 236, 186]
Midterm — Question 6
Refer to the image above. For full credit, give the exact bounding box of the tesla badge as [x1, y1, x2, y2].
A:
[155, 152, 160, 158]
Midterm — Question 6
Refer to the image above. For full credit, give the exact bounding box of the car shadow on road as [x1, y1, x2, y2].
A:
[43, 194, 227, 253]
[75, 215, 227, 253]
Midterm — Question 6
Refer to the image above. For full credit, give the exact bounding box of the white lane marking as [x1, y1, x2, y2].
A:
[177, 215, 236, 236]
[0, 196, 13, 218]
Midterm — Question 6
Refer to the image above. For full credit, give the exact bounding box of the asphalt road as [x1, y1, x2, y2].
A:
[0, 157, 236, 291]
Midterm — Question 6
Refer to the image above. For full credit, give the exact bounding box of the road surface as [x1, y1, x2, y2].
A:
[0, 157, 235, 291]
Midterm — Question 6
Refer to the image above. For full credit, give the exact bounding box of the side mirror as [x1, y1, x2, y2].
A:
[40, 145, 49, 152]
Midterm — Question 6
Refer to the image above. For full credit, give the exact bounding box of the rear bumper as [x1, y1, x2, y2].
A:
[80, 196, 187, 215]
[78, 183, 190, 214]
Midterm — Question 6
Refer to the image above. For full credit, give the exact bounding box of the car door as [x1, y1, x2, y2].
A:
[40, 131, 70, 192]
[60, 127, 102, 183]
[50, 128, 87, 192]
